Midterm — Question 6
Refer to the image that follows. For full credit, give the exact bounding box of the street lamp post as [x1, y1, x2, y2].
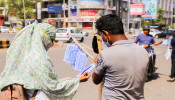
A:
[22, 0, 26, 26]
[63, 0, 66, 28]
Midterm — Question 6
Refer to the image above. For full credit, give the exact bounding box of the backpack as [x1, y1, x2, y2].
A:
[92, 35, 99, 54]
[0, 84, 26, 100]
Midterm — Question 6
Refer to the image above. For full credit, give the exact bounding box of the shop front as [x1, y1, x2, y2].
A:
[66, 18, 97, 30]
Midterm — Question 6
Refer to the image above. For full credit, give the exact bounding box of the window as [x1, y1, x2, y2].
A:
[122, 2, 127, 8]
[42, 12, 48, 18]
[70, 29, 75, 33]
[108, 0, 113, 6]
[50, 13, 57, 18]
[75, 29, 79, 33]
[56, 29, 67, 33]
[173, 2, 175, 15]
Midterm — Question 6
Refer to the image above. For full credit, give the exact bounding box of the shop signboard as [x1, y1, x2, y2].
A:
[48, 5, 62, 13]
[142, 0, 157, 20]
[66, 18, 98, 22]
[81, 10, 98, 16]
[60, 19, 64, 22]
[107, 6, 116, 10]
[79, 0, 104, 6]
[80, 5, 105, 9]
[130, 3, 145, 15]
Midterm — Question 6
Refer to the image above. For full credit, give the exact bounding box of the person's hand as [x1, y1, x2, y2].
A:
[79, 72, 90, 82]
[143, 45, 148, 48]
[169, 46, 173, 49]
[160, 39, 164, 43]
[93, 54, 99, 63]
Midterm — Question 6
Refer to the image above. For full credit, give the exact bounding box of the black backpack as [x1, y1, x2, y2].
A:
[92, 35, 99, 54]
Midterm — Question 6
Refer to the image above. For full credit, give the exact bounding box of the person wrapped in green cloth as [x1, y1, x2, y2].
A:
[0, 21, 90, 100]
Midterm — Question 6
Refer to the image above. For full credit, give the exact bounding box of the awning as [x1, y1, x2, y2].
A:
[150, 26, 159, 28]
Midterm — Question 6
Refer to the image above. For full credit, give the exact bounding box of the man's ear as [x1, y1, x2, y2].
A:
[102, 30, 109, 36]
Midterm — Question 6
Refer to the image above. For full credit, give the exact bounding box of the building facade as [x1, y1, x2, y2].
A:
[40, 0, 68, 28]
[173, 0, 175, 27]
[157, 0, 173, 25]
[66, 0, 129, 33]
[129, 0, 174, 35]
[38, 0, 130, 33]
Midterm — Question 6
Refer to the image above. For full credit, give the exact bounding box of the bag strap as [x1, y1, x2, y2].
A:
[30, 90, 38, 100]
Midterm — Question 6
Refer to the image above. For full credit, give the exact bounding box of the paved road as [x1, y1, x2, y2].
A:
[0, 33, 175, 100]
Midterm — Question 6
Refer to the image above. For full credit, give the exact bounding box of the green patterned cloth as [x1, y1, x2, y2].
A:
[0, 22, 79, 99]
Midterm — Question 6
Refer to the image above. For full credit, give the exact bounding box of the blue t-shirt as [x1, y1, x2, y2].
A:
[171, 37, 175, 52]
[135, 34, 155, 51]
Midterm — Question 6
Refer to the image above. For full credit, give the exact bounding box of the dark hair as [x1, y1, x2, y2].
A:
[96, 14, 124, 35]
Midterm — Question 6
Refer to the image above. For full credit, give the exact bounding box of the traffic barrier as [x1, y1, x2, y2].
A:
[0, 39, 10, 48]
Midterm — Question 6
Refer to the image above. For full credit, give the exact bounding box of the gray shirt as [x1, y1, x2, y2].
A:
[95, 40, 149, 100]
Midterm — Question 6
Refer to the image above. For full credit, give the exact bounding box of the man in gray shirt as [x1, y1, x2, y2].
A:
[92, 14, 149, 100]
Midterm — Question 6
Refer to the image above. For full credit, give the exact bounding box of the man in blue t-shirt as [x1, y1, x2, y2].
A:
[135, 25, 163, 76]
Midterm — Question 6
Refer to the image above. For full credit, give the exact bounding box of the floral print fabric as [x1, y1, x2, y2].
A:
[0, 22, 79, 99]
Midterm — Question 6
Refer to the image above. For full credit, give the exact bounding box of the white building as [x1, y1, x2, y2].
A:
[34, 0, 130, 33]
[67, 0, 129, 33]
[157, 0, 173, 25]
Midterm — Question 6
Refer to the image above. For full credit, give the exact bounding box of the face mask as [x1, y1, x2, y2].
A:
[100, 36, 111, 47]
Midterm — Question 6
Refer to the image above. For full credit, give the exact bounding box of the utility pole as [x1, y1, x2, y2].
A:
[63, 0, 66, 28]
[22, 0, 26, 27]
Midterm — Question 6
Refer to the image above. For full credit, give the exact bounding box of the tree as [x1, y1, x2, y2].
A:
[6, 0, 41, 19]
[0, 0, 6, 14]
[0, 0, 6, 7]
[154, 8, 165, 30]
[141, 19, 152, 27]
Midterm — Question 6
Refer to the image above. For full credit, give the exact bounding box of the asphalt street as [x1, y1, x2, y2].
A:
[0, 33, 175, 100]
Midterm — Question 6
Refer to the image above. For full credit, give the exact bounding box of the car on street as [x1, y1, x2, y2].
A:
[72, 27, 89, 36]
[0, 26, 10, 33]
[55, 28, 84, 43]
[154, 30, 175, 39]
[149, 30, 161, 37]
[79, 29, 89, 36]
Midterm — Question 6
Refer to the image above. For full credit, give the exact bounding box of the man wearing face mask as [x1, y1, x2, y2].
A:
[92, 14, 149, 100]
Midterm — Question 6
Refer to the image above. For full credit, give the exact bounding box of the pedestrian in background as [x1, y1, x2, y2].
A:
[0, 21, 90, 100]
[92, 14, 149, 100]
[135, 25, 163, 78]
[167, 31, 175, 82]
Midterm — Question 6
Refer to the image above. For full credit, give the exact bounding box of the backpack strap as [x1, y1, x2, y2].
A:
[30, 90, 38, 100]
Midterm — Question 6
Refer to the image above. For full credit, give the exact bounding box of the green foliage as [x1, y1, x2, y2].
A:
[0, 0, 6, 7]
[6, 0, 42, 19]
[169, 24, 175, 29]
[141, 19, 152, 27]
[165, 25, 170, 29]
[154, 8, 165, 29]
[0, 0, 6, 15]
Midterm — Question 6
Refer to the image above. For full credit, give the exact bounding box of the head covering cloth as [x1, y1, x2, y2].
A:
[0, 21, 79, 99]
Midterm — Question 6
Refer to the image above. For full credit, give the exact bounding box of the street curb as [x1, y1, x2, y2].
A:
[0, 39, 10, 49]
